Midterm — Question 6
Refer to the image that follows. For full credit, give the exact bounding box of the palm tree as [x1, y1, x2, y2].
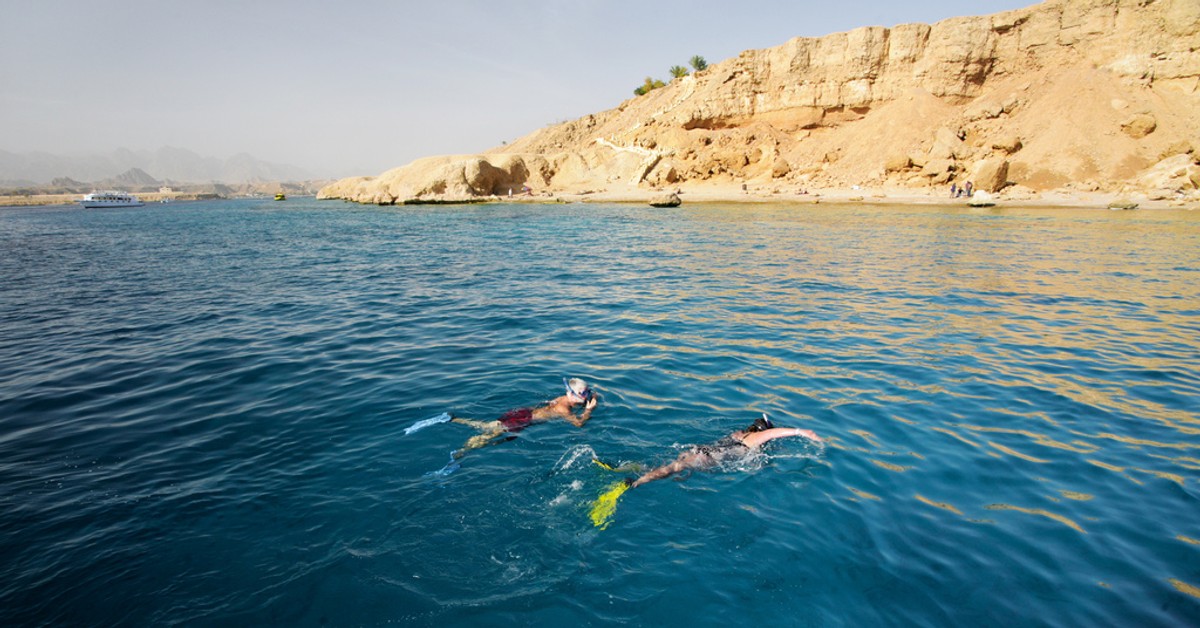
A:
[669, 65, 690, 79]
[689, 55, 708, 71]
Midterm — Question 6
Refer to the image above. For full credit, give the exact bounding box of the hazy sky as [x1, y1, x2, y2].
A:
[1, 0, 1035, 178]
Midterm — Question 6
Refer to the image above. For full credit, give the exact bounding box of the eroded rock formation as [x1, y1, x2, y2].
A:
[321, 0, 1200, 204]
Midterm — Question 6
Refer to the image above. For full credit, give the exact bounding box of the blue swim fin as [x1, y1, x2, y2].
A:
[425, 450, 461, 477]
[405, 412, 452, 435]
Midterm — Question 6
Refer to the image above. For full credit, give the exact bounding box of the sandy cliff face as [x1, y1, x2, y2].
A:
[321, 0, 1200, 204]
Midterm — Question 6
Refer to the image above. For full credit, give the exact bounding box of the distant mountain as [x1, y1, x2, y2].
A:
[105, 168, 161, 188]
[0, 147, 314, 185]
[50, 177, 86, 188]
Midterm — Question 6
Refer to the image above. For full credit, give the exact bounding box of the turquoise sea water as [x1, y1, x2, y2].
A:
[1, 199, 1198, 626]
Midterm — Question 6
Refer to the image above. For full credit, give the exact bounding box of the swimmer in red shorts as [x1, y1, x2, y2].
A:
[449, 377, 599, 459]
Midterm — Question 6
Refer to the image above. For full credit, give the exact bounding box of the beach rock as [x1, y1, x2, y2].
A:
[649, 193, 682, 207]
[647, 162, 680, 186]
[461, 158, 515, 195]
[316, 176, 374, 201]
[1158, 140, 1194, 161]
[971, 158, 1010, 193]
[922, 159, 956, 179]
[771, 157, 792, 178]
[967, 190, 996, 206]
[965, 99, 1005, 121]
[1001, 184, 1038, 200]
[991, 135, 1023, 154]
[1108, 199, 1138, 210]
[884, 154, 913, 172]
[714, 148, 750, 171]
[1139, 154, 1200, 191]
[1121, 114, 1157, 139]
[929, 128, 967, 161]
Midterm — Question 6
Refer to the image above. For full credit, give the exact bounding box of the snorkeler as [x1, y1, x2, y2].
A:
[448, 377, 599, 457]
[589, 414, 822, 528]
[626, 414, 822, 488]
[407, 378, 599, 475]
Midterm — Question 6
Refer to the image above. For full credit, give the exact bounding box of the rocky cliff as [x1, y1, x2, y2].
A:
[320, 0, 1200, 204]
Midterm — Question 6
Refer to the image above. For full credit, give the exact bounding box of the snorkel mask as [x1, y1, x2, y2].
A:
[747, 413, 774, 432]
[564, 377, 593, 403]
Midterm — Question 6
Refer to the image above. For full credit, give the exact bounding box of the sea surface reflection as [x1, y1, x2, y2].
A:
[1, 200, 1197, 625]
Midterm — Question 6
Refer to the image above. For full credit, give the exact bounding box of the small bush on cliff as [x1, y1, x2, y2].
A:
[633, 76, 666, 96]
[633, 56, 705, 96]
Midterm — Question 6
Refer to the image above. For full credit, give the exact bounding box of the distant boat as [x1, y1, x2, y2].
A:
[79, 191, 145, 208]
[274, 193, 286, 201]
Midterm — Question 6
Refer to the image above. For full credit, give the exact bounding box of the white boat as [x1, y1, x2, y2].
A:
[79, 191, 145, 208]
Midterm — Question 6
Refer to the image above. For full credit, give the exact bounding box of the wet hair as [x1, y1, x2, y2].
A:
[746, 416, 773, 433]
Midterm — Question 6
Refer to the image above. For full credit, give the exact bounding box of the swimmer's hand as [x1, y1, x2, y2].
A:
[569, 394, 599, 427]
[795, 428, 823, 443]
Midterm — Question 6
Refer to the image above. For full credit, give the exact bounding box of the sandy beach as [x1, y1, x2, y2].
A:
[451, 181, 1199, 211]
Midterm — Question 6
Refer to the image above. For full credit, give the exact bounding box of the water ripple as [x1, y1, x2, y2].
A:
[1, 201, 1198, 625]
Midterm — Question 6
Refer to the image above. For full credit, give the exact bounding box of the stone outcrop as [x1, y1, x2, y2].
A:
[968, 191, 997, 206]
[1121, 113, 1158, 138]
[1137, 153, 1200, 192]
[971, 158, 1011, 192]
[321, 0, 1200, 204]
[649, 193, 682, 207]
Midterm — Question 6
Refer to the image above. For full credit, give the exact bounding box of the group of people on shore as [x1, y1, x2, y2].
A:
[951, 181, 975, 198]
[409, 377, 823, 489]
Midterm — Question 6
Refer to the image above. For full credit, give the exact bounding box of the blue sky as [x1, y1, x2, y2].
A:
[1, 0, 1036, 178]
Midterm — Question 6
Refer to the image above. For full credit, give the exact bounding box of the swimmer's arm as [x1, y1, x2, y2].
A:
[784, 427, 823, 443]
[567, 396, 598, 427]
[743, 427, 823, 448]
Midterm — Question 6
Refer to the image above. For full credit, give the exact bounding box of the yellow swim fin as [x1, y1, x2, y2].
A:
[592, 458, 646, 473]
[589, 480, 631, 530]
[592, 458, 618, 472]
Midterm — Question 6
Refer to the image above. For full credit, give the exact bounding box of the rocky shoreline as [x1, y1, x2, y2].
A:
[321, 182, 1194, 211]
[319, 0, 1200, 210]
